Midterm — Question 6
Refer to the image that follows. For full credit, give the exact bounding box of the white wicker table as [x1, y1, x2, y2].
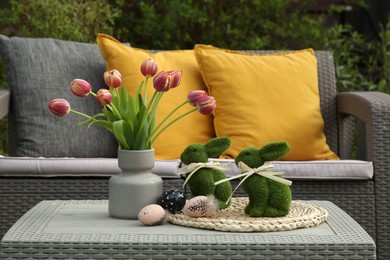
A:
[0, 200, 376, 259]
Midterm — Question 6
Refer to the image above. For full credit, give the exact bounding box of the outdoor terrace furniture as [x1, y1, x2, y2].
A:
[0, 35, 389, 259]
[0, 200, 376, 259]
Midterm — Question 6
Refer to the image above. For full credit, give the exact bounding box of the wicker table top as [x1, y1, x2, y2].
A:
[0, 200, 376, 259]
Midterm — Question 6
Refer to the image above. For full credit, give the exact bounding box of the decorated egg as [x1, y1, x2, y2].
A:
[157, 190, 186, 213]
[138, 204, 166, 226]
[182, 195, 218, 218]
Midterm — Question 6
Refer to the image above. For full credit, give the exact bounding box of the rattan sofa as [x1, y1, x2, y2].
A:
[0, 35, 390, 259]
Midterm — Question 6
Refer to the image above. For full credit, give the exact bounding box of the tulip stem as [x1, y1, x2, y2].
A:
[143, 76, 149, 104]
[147, 91, 158, 112]
[150, 107, 197, 145]
[151, 100, 188, 137]
[70, 109, 92, 119]
[148, 91, 164, 116]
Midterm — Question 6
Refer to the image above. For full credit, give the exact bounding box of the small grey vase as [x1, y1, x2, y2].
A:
[109, 149, 163, 219]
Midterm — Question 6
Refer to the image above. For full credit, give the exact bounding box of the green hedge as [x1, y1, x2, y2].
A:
[1, 0, 388, 92]
[113, 0, 325, 50]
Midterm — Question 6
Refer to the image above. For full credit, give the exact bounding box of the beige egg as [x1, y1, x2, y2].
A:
[182, 196, 216, 218]
[138, 204, 166, 226]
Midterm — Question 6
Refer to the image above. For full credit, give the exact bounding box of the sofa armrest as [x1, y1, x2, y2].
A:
[0, 89, 10, 120]
[337, 91, 390, 162]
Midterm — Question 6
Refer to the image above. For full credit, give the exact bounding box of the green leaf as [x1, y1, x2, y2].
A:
[123, 120, 135, 149]
[148, 109, 157, 138]
[120, 86, 130, 121]
[134, 122, 149, 149]
[134, 81, 144, 109]
[109, 104, 123, 121]
[137, 92, 145, 108]
[102, 106, 116, 122]
[110, 88, 120, 110]
[127, 95, 137, 123]
[113, 120, 129, 149]
[133, 105, 150, 149]
[136, 103, 148, 131]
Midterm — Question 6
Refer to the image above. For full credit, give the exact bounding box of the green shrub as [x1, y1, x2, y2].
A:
[113, 0, 326, 50]
[321, 22, 390, 94]
[0, 0, 119, 42]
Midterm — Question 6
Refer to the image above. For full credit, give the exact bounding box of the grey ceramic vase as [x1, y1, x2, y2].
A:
[109, 149, 163, 219]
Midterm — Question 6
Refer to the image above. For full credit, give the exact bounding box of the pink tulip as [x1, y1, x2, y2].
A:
[187, 90, 208, 106]
[196, 95, 216, 115]
[140, 58, 158, 77]
[104, 69, 122, 88]
[70, 79, 92, 97]
[96, 89, 112, 106]
[153, 70, 182, 92]
[48, 98, 71, 117]
[169, 70, 182, 89]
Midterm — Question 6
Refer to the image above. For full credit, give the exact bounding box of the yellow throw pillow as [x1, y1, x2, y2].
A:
[97, 34, 215, 159]
[194, 44, 338, 161]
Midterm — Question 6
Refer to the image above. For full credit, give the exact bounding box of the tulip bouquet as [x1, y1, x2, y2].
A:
[48, 59, 216, 150]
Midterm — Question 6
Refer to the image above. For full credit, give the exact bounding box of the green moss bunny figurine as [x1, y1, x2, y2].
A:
[180, 137, 233, 209]
[234, 142, 292, 217]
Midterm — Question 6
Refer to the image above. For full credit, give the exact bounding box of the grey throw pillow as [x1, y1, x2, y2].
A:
[0, 35, 118, 157]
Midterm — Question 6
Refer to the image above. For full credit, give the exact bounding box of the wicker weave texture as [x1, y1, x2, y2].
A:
[0, 89, 10, 120]
[0, 177, 184, 238]
[0, 243, 376, 259]
[338, 91, 390, 259]
[366, 92, 390, 260]
[0, 200, 376, 259]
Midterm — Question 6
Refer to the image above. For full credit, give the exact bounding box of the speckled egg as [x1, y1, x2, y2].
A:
[182, 196, 216, 218]
[138, 204, 166, 226]
[157, 190, 186, 214]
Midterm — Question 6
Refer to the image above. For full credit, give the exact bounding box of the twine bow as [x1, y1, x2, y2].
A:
[215, 161, 292, 204]
[179, 161, 227, 188]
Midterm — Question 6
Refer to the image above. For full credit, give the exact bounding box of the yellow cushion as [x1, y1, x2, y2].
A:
[194, 44, 338, 161]
[97, 34, 215, 159]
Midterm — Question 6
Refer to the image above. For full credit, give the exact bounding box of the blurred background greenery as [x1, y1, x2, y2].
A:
[0, 0, 389, 155]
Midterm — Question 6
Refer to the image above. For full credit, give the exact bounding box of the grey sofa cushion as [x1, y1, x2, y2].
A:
[0, 156, 373, 180]
[0, 157, 181, 178]
[208, 159, 374, 180]
[0, 35, 117, 157]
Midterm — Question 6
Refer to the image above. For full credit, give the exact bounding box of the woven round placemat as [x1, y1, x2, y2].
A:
[168, 198, 328, 232]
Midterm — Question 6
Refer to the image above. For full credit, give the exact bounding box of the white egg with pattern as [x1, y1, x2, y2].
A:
[182, 196, 217, 218]
[138, 204, 166, 226]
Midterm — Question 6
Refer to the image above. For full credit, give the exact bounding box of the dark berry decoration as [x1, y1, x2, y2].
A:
[157, 189, 186, 213]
